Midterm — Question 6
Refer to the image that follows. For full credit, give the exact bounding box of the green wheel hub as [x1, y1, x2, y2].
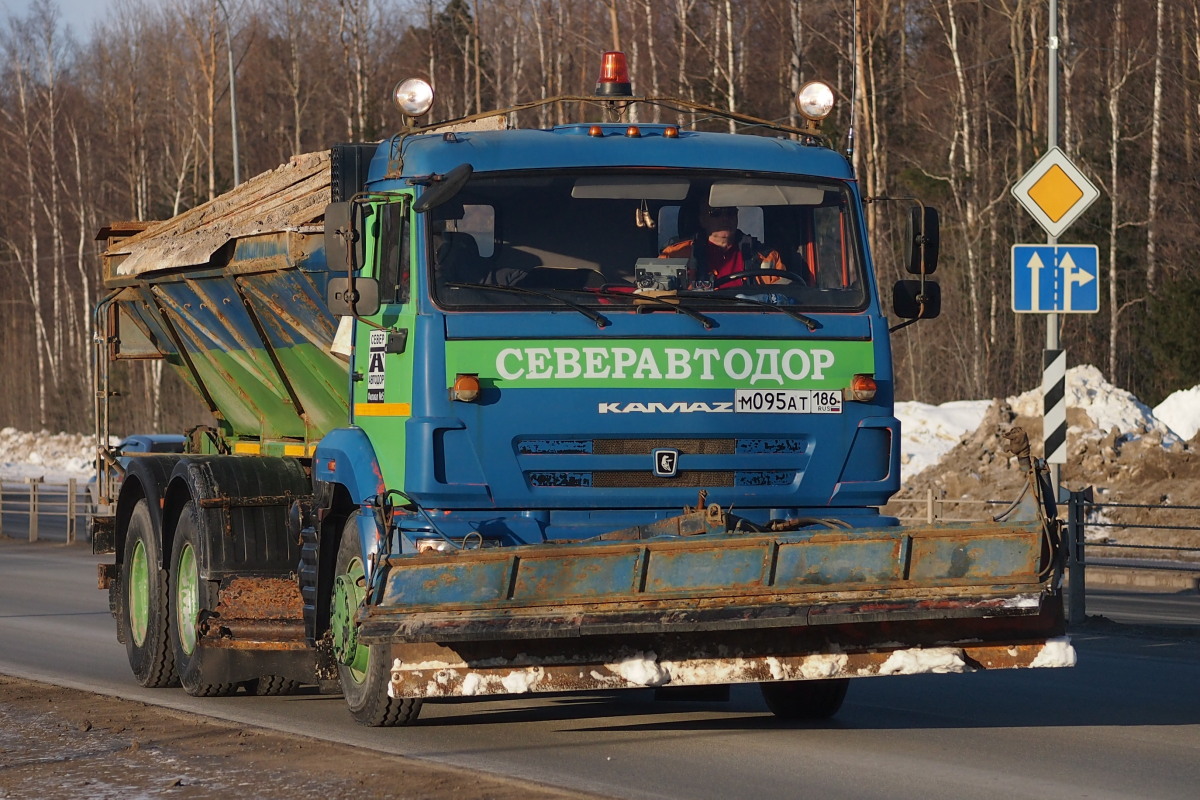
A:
[331, 557, 369, 679]
[174, 542, 200, 656]
[127, 539, 151, 647]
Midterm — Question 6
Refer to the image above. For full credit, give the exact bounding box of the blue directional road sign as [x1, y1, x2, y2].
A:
[1011, 244, 1100, 314]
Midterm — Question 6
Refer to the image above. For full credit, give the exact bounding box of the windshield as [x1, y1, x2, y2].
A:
[427, 170, 867, 312]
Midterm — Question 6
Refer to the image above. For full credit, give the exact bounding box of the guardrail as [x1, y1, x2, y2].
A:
[1063, 489, 1200, 621]
[0, 478, 90, 544]
[889, 490, 1013, 524]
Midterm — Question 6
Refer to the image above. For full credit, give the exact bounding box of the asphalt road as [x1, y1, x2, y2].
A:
[1, 537, 1198, 800]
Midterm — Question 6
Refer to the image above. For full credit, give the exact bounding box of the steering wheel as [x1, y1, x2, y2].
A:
[714, 268, 809, 288]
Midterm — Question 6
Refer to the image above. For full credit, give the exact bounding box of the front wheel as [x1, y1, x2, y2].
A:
[760, 678, 849, 720]
[331, 517, 422, 726]
[169, 502, 237, 697]
[118, 500, 177, 688]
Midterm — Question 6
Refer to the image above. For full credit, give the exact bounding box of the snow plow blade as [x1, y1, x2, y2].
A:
[356, 517, 1072, 699]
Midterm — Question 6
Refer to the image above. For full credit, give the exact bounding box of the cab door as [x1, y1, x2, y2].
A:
[351, 194, 417, 493]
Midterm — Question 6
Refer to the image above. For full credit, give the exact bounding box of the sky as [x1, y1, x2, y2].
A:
[4, 0, 109, 37]
[2, 0, 188, 40]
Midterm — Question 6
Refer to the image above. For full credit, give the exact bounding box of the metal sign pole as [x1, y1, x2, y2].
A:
[1045, 0, 1063, 501]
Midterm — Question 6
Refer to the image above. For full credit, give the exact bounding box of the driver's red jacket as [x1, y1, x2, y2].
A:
[659, 232, 788, 288]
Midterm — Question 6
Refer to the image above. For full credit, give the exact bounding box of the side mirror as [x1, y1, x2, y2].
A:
[324, 201, 362, 272]
[904, 206, 940, 275]
[893, 279, 941, 320]
[327, 276, 380, 317]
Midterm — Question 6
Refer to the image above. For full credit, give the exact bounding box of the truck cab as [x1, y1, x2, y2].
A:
[328, 126, 897, 548]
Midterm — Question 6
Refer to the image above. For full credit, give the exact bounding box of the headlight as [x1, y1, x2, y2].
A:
[414, 535, 501, 553]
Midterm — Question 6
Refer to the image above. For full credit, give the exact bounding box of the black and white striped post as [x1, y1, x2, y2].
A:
[1043, 349, 1067, 466]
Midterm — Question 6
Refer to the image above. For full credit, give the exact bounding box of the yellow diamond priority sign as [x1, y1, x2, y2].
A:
[1012, 147, 1099, 238]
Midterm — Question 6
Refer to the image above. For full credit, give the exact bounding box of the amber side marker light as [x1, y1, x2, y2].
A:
[847, 374, 877, 402]
[451, 373, 481, 402]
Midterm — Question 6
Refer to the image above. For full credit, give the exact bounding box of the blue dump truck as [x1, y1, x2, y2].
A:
[92, 55, 1073, 726]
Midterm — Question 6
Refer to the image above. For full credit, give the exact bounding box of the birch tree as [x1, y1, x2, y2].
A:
[1145, 0, 1164, 293]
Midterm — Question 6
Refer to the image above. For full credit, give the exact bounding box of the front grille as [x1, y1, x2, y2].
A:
[518, 437, 805, 490]
[527, 471, 793, 489]
[592, 471, 735, 488]
[519, 438, 739, 455]
[518, 438, 810, 456]
[594, 438, 735, 455]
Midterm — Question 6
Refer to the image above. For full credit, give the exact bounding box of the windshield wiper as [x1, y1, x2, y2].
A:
[447, 282, 611, 328]
[677, 291, 820, 331]
[554, 288, 716, 330]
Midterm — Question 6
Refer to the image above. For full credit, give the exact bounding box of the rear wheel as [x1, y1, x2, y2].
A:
[245, 675, 301, 696]
[331, 518, 422, 726]
[169, 502, 237, 697]
[119, 500, 177, 688]
[760, 679, 849, 720]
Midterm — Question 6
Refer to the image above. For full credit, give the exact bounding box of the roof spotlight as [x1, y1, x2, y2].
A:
[794, 81, 835, 124]
[393, 78, 435, 118]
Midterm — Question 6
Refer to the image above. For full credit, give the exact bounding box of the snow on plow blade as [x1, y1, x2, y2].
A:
[356, 519, 1071, 699]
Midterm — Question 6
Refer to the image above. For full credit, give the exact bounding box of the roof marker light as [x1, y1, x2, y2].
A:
[588, 125, 604, 137]
[625, 126, 641, 138]
[595, 51, 632, 97]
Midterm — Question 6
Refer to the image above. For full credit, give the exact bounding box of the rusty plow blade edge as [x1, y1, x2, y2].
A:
[384, 636, 1077, 700]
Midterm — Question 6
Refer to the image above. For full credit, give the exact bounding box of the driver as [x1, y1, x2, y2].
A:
[660, 201, 791, 289]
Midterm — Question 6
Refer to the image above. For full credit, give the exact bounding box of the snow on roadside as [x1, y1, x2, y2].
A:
[895, 400, 991, 484]
[0, 428, 94, 482]
[898, 365, 1196, 485]
[1009, 365, 1181, 447]
[1154, 385, 1200, 441]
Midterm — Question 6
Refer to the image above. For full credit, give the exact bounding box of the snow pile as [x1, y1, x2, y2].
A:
[877, 647, 969, 675]
[896, 366, 1199, 484]
[1029, 637, 1078, 669]
[1010, 365, 1180, 446]
[613, 652, 671, 687]
[1155, 385, 1200, 441]
[896, 400, 991, 484]
[0, 428, 94, 481]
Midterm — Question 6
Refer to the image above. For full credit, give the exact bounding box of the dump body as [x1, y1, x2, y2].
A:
[98, 152, 345, 447]
[94, 105, 1070, 724]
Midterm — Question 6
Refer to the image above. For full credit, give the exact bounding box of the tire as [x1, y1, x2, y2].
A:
[169, 502, 238, 697]
[332, 518, 422, 726]
[760, 678, 850, 720]
[245, 675, 301, 696]
[118, 500, 178, 688]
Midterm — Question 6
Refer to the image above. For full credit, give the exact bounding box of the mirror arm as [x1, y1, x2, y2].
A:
[344, 223, 359, 320]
